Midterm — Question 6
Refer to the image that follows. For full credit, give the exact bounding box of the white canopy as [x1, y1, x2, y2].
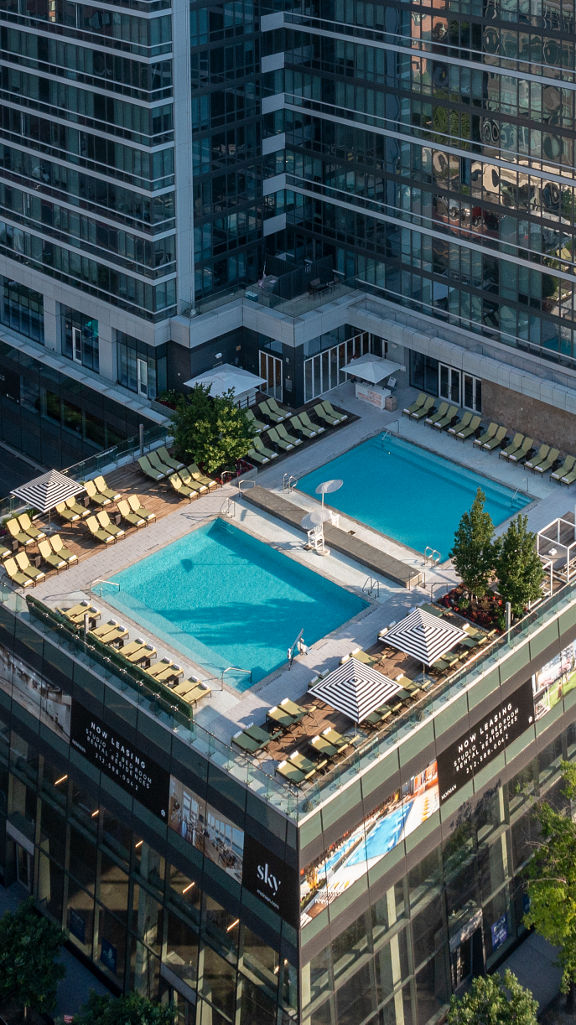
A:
[11, 469, 84, 514]
[309, 657, 401, 723]
[384, 608, 465, 667]
[184, 364, 266, 402]
[341, 355, 402, 384]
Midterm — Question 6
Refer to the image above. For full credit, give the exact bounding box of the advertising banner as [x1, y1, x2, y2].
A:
[168, 775, 244, 883]
[532, 638, 576, 719]
[70, 702, 170, 819]
[242, 835, 300, 927]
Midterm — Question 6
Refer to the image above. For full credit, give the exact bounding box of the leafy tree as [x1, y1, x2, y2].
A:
[0, 896, 66, 1021]
[74, 992, 174, 1025]
[495, 513, 544, 618]
[524, 761, 576, 1009]
[449, 488, 496, 599]
[171, 384, 255, 475]
[447, 969, 538, 1025]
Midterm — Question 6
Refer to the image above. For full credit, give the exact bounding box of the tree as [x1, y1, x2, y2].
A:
[171, 384, 255, 474]
[449, 488, 496, 599]
[524, 761, 576, 1008]
[0, 896, 66, 1021]
[447, 970, 538, 1025]
[495, 513, 544, 618]
[74, 992, 174, 1025]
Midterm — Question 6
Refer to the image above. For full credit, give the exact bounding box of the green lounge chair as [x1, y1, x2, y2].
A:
[96, 511, 125, 540]
[483, 425, 507, 450]
[276, 422, 302, 447]
[83, 479, 112, 507]
[258, 399, 286, 424]
[156, 446, 184, 472]
[59, 602, 100, 625]
[86, 514, 116, 544]
[363, 706, 393, 728]
[147, 450, 174, 477]
[65, 495, 89, 518]
[138, 454, 166, 481]
[187, 463, 218, 489]
[38, 538, 67, 572]
[410, 395, 435, 421]
[532, 447, 559, 475]
[233, 730, 264, 754]
[552, 455, 576, 482]
[4, 556, 34, 588]
[267, 397, 291, 420]
[182, 682, 211, 704]
[246, 408, 267, 433]
[179, 468, 208, 493]
[289, 414, 316, 439]
[55, 500, 81, 523]
[276, 760, 306, 785]
[17, 513, 45, 540]
[289, 749, 324, 778]
[6, 518, 35, 546]
[301, 409, 324, 434]
[425, 401, 449, 426]
[432, 404, 458, 431]
[524, 443, 549, 471]
[15, 551, 45, 583]
[50, 534, 77, 564]
[90, 619, 125, 641]
[252, 435, 277, 460]
[312, 403, 338, 427]
[93, 475, 121, 501]
[473, 422, 498, 448]
[127, 495, 155, 521]
[321, 399, 347, 423]
[279, 697, 308, 721]
[447, 411, 472, 436]
[499, 432, 525, 461]
[117, 498, 146, 528]
[309, 734, 339, 759]
[267, 426, 293, 451]
[403, 392, 426, 417]
[321, 727, 353, 753]
[119, 640, 156, 664]
[507, 435, 533, 461]
[455, 414, 481, 440]
[561, 465, 576, 486]
[246, 446, 268, 465]
[92, 623, 128, 646]
[169, 473, 199, 500]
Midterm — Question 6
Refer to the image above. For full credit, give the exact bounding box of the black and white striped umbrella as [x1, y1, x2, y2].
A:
[383, 608, 465, 666]
[11, 469, 84, 514]
[309, 657, 401, 723]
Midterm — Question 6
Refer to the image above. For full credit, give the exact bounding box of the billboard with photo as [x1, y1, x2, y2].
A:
[0, 642, 71, 740]
[532, 638, 576, 720]
[168, 776, 244, 883]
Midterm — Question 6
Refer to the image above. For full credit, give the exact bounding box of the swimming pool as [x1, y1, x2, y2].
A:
[298, 435, 531, 557]
[99, 519, 366, 690]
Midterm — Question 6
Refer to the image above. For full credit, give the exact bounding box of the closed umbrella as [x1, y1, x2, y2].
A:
[309, 657, 400, 723]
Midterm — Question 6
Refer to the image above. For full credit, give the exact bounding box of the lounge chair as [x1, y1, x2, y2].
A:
[183, 681, 211, 705]
[289, 749, 325, 777]
[245, 409, 267, 433]
[83, 479, 112, 507]
[127, 495, 155, 521]
[312, 403, 338, 427]
[246, 446, 268, 466]
[156, 446, 185, 472]
[6, 518, 35, 546]
[38, 538, 67, 572]
[147, 450, 174, 477]
[59, 602, 100, 626]
[309, 734, 339, 759]
[49, 534, 77, 564]
[289, 414, 316, 439]
[276, 422, 302, 448]
[251, 435, 277, 461]
[86, 514, 116, 544]
[90, 620, 128, 644]
[149, 661, 183, 683]
[96, 511, 125, 540]
[169, 473, 199, 500]
[432, 404, 458, 431]
[15, 551, 45, 584]
[321, 399, 347, 423]
[0, 543, 10, 561]
[507, 435, 533, 461]
[499, 433, 525, 461]
[532, 447, 559, 475]
[17, 513, 45, 540]
[178, 469, 207, 494]
[258, 399, 287, 424]
[233, 730, 266, 755]
[321, 726, 353, 753]
[482, 425, 507, 451]
[65, 495, 89, 518]
[455, 414, 481, 441]
[551, 455, 576, 482]
[55, 500, 81, 523]
[524, 443, 549, 471]
[410, 395, 435, 421]
[403, 392, 426, 417]
[117, 498, 146, 528]
[268, 397, 291, 420]
[4, 557, 34, 587]
[561, 465, 576, 486]
[267, 426, 293, 451]
[186, 463, 218, 489]
[279, 697, 308, 721]
[473, 422, 498, 448]
[276, 760, 307, 785]
[93, 476, 121, 501]
[267, 703, 303, 730]
[363, 706, 393, 728]
[138, 454, 166, 482]
[395, 674, 425, 696]
[447, 411, 472, 436]
[425, 401, 449, 427]
[300, 410, 324, 434]
[119, 641, 157, 665]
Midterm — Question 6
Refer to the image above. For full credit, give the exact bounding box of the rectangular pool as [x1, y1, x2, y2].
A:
[297, 435, 531, 558]
[99, 519, 366, 690]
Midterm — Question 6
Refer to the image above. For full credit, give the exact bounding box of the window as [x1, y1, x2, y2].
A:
[0, 278, 44, 342]
[61, 308, 99, 372]
[116, 331, 166, 399]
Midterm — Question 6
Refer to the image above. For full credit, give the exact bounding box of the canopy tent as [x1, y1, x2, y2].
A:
[340, 355, 403, 385]
[309, 657, 400, 723]
[11, 469, 84, 514]
[383, 607, 465, 667]
[184, 364, 266, 406]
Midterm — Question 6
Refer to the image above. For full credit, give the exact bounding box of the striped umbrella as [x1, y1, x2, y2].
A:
[383, 608, 465, 666]
[309, 657, 401, 723]
[11, 469, 84, 514]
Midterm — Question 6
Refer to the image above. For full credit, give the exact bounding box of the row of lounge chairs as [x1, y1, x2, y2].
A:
[3, 534, 78, 587]
[247, 401, 347, 465]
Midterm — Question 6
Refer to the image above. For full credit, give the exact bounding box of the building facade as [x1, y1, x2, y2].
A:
[1, 0, 576, 466]
[1, 577, 576, 1025]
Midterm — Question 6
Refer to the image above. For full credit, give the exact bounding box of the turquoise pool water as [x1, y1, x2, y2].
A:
[99, 519, 366, 690]
[298, 435, 530, 557]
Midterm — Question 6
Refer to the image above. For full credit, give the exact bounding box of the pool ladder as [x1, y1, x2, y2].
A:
[221, 496, 236, 518]
[283, 473, 298, 491]
[362, 576, 380, 597]
[91, 577, 120, 596]
[424, 547, 441, 566]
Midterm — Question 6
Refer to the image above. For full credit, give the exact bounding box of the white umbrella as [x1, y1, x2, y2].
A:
[184, 364, 266, 400]
[309, 657, 401, 723]
[11, 469, 84, 514]
[383, 608, 465, 666]
[340, 355, 402, 384]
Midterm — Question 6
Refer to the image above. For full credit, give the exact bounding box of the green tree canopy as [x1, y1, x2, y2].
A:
[0, 896, 66, 1020]
[446, 969, 538, 1025]
[449, 487, 496, 599]
[495, 513, 544, 617]
[524, 761, 576, 1005]
[74, 992, 174, 1025]
[171, 384, 255, 475]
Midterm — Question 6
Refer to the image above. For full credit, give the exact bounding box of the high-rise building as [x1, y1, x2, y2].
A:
[0, 0, 575, 469]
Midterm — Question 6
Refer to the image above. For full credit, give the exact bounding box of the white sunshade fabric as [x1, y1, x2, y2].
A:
[383, 608, 465, 666]
[309, 657, 401, 723]
[11, 469, 85, 514]
[340, 355, 403, 384]
[183, 364, 266, 397]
